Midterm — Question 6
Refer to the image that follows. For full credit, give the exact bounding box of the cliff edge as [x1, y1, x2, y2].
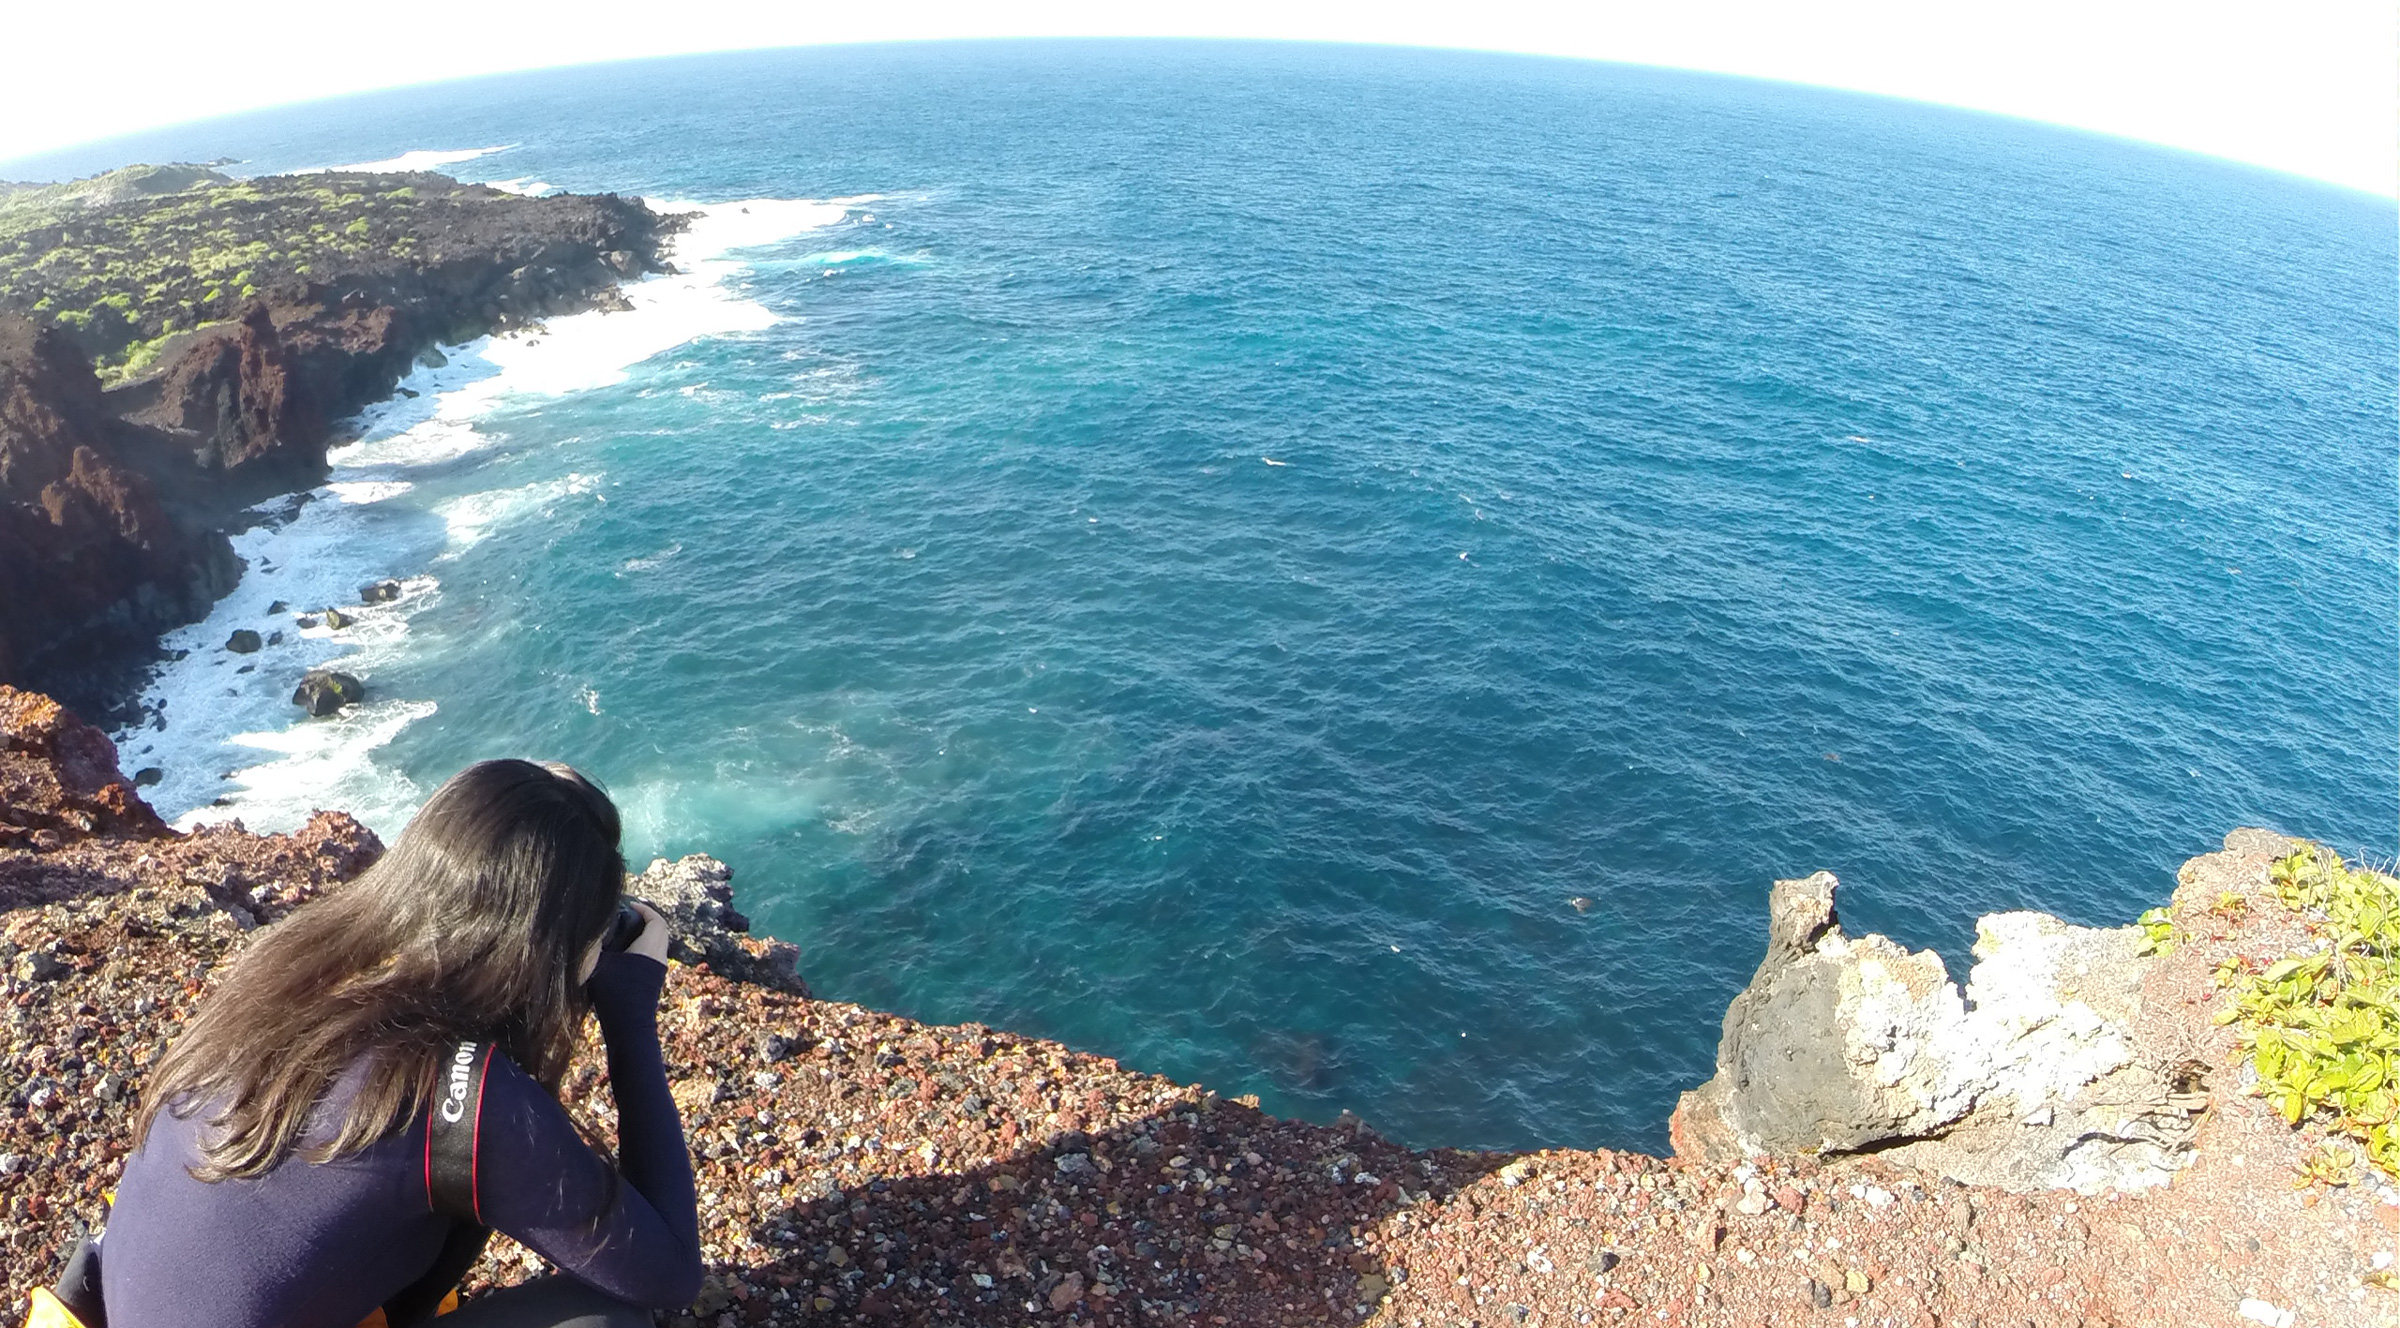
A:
[0, 688, 2390, 1328]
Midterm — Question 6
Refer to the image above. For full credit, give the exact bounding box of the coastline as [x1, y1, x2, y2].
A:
[1, 690, 2390, 1327]
[0, 174, 871, 831]
[0, 164, 687, 719]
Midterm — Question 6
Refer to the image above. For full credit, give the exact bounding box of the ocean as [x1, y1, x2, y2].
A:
[20, 41, 2396, 1152]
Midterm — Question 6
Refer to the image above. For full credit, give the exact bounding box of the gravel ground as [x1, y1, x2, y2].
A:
[0, 691, 2391, 1327]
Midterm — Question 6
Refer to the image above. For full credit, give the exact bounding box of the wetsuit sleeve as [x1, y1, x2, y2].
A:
[469, 952, 703, 1308]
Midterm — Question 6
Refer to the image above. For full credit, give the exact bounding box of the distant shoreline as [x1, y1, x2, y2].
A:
[0, 163, 680, 721]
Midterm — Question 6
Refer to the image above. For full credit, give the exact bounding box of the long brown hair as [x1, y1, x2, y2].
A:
[136, 759, 625, 1180]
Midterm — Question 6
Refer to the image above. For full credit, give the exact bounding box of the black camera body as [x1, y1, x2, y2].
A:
[602, 900, 647, 953]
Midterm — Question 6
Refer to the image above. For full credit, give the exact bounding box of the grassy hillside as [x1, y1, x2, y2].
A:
[0, 165, 552, 383]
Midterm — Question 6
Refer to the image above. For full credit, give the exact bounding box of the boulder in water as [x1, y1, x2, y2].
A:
[359, 580, 402, 604]
[321, 607, 352, 629]
[291, 669, 365, 717]
[224, 629, 262, 654]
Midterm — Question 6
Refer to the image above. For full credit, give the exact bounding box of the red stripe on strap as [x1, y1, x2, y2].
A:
[468, 1058, 489, 1224]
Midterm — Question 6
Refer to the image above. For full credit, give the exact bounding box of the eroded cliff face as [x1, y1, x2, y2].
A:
[0, 171, 679, 706]
[0, 686, 169, 848]
[0, 320, 237, 693]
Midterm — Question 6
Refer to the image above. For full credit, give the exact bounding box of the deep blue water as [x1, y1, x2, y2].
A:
[26, 42, 2398, 1152]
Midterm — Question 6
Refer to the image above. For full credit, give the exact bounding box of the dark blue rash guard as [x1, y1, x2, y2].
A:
[101, 951, 702, 1328]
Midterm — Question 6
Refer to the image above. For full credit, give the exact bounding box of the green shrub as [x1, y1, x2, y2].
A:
[2217, 846, 2400, 1179]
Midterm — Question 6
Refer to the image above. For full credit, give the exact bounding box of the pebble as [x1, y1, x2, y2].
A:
[2238, 1300, 2296, 1328]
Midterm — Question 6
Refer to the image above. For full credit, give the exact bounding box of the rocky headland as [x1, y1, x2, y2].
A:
[0, 686, 2391, 1327]
[0, 165, 678, 713]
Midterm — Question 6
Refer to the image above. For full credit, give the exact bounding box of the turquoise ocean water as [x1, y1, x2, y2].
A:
[17, 42, 2396, 1152]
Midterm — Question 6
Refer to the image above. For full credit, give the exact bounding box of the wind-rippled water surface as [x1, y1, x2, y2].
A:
[51, 42, 2397, 1151]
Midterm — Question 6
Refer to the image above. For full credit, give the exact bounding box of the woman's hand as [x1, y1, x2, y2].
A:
[625, 899, 670, 966]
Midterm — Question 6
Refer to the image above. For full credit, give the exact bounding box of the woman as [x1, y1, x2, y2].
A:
[99, 760, 703, 1327]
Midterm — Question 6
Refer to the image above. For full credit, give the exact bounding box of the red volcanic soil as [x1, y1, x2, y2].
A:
[0, 688, 2389, 1327]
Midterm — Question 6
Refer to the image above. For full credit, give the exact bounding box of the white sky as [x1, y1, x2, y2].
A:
[2, 0, 2393, 197]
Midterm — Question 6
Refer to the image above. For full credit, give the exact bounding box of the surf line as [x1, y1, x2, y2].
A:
[114, 192, 877, 839]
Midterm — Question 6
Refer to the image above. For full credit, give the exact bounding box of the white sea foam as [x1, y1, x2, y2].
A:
[299, 146, 516, 174]
[325, 480, 414, 504]
[434, 472, 603, 552]
[799, 248, 926, 267]
[614, 771, 830, 856]
[117, 187, 866, 836]
[618, 542, 683, 575]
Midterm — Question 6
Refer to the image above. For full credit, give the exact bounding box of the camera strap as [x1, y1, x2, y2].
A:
[424, 1039, 494, 1224]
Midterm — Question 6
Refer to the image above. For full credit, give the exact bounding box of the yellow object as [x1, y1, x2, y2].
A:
[351, 1287, 458, 1327]
[23, 1288, 88, 1328]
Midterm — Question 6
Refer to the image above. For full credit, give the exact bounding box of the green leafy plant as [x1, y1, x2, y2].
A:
[2136, 906, 2177, 956]
[0, 166, 501, 377]
[2216, 845, 2400, 1178]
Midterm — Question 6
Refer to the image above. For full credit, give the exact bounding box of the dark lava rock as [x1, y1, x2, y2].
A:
[0, 686, 170, 841]
[133, 767, 163, 787]
[359, 579, 402, 604]
[0, 318, 238, 696]
[291, 669, 365, 717]
[224, 629, 262, 654]
[0, 170, 679, 698]
[321, 607, 353, 629]
[267, 600, 288, 614]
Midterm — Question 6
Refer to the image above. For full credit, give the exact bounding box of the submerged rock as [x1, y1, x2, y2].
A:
[290, 669, 365, 717]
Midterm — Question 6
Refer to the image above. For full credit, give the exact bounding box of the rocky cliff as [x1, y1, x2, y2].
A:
[0, 166, 678, 711]
[1668, 869, 2208, 1194]
[0, 688, 2389, 1328]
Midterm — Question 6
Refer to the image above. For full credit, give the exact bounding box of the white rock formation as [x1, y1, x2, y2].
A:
[1672, 870, 2200, 1194]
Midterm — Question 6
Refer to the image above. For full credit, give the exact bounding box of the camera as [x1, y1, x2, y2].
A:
[602, 899, 647, 953]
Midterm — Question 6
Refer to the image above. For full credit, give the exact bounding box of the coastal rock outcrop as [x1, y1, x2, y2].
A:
[627, 853, 809, 996]
[121, 303, 324, 479]
[0, 685, 169, 847]
[0, 318, 238, 696]
[0, 167, 681, 708]
[1669, 868, 2214, 1192]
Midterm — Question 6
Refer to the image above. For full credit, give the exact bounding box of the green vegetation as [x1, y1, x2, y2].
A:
[2135, 905, 2176, 956]
[2215, 845, 2400, 1181]
[0, 164, 491, 383]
